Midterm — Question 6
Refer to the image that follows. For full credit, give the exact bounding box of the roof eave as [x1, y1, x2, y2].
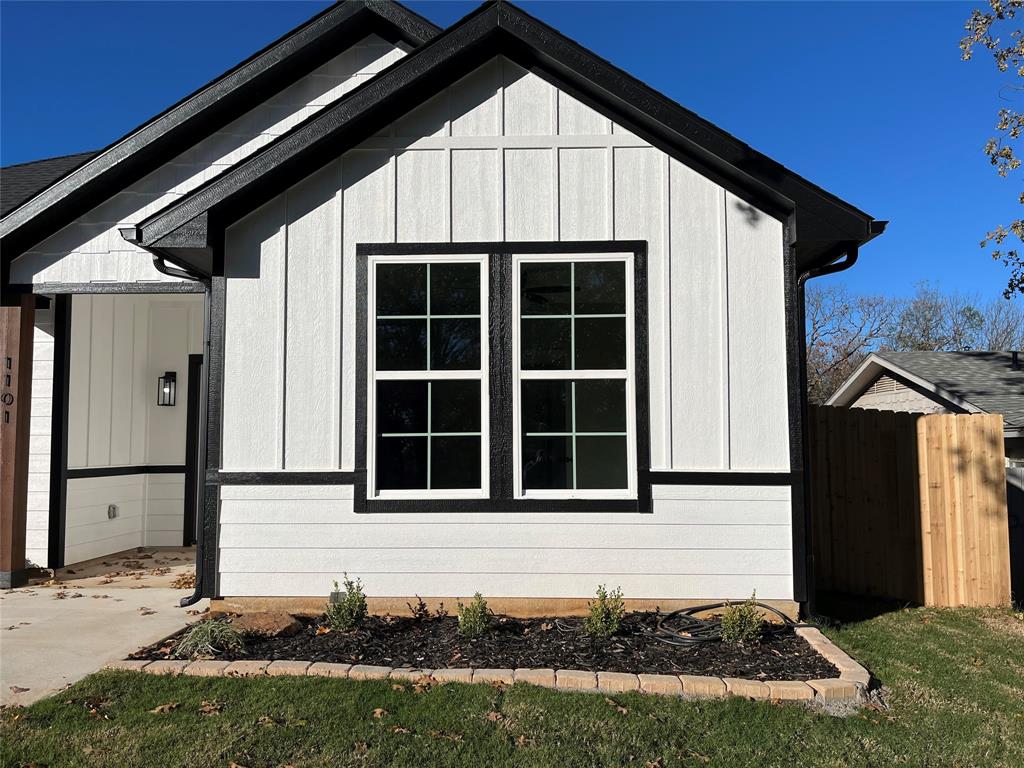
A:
[0, 1, 440, 261]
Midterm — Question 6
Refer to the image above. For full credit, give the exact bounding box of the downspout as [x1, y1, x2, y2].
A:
[795, 242, 859, 619]
[119, 227, 210, 608]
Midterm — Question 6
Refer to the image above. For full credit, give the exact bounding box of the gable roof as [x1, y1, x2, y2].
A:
[0, 1, 440, 264]
[0, 151, 99, 217]
[827, 350, 1024, 432]
[124, 0, 884, 275]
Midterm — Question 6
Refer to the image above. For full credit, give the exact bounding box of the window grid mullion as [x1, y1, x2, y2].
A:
[571, 380, 578, 490]
[426, 263, 431, 373]
[426, 380, 432, 490]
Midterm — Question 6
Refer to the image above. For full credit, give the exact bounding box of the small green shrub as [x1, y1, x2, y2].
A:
[457, 593, 491, 637]
[174, 618, 245, 659]
[582, 584, 626, 638]
[719, 592, 764, 645]
[326, 574, 367, 631]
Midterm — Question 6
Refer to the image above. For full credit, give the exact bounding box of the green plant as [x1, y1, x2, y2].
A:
[174, 618, 245, 659]
[719, 592, 764, 645]
[326, 574, 367, 631]
[582, 584, 626, 638]
[457, 593, 491, 637]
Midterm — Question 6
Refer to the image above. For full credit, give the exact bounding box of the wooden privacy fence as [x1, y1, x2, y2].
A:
[809, 406, 1011, 607]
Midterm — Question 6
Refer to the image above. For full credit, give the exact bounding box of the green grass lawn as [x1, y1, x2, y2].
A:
[3, 606, 1022, 768]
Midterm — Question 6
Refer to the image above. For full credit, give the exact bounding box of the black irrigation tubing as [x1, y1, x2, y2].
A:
[645, 602, 814, 647]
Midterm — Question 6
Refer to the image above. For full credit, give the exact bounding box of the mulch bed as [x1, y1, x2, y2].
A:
[133, 613, 838, 680]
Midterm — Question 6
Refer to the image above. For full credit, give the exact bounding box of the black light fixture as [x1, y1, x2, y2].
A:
[157, 371, 177, 406]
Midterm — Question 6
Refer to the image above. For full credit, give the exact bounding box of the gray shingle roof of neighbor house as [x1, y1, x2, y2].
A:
[0, 0, 441, 262]
[0, 151, 99, 217]
[828, 350, 1024, 431]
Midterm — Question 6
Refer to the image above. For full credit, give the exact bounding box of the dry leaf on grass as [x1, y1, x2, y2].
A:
[515, 734, 536, 748]
[485, 711, 504, 722]
[257, 715, 279, 727]
[391, 683, 406, 691]
[372, 708, 388, 719]
[430, 730, 464, 743]
[199, 700, 223, 716]
[149, 703, 178, 714]
[391, 725, 412, 734]
[604, 697, 628, 715]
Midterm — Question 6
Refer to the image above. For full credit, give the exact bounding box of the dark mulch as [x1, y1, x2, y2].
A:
[133, 612, 838, 680]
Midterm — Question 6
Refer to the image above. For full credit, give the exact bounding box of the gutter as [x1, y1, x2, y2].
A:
[793, 237, 867, 618]
[119, 226, 210, 608]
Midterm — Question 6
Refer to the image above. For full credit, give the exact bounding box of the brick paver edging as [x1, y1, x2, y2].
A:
[106, 628, 869, 708]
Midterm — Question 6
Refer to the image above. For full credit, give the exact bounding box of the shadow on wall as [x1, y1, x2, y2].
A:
[1008, 467, 1024, 606]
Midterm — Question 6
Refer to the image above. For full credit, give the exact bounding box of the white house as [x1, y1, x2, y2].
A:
[0, 1, 885, 617]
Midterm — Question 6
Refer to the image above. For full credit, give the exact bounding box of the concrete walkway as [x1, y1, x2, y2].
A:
[0, 547, 207, 705]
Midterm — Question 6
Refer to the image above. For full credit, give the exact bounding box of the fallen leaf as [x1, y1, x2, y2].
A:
[315, 625, 331, 635]
[604, 697, 628, 715]
[485, 711, 504, 722]
[138, 607, 156, 616]
[257, 715, 279, 727]
[391, 683, 406, 691]
[372, 708, 388, 719]
[515, 734, 536, 748]
[9, 686, 29, 694]
[199, 700, 223, 716]
[391, 725, 412, 734]
[149, 702, 178, 714]
[644, 759, 664, 768]
[429, 730, 464, 742]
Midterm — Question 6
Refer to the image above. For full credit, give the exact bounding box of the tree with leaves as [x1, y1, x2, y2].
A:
[962, 0, 1024, 297]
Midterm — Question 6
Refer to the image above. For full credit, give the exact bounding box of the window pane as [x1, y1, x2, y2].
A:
[377, 320, 427, 371]
[430, 318, 481, 370]
[377, 381, 427, 433]
[432, 436, 481, 489]
[521, 263, 571, 315]
[575, 379, 627, 432]
[432, 380, 481, 433]
[521, 318, 571, 369]
[431, 263, 480, 315]
[522, 380, 571, 433]
[377, 263, 427, 316]
[575, 436, 627, 489]
[523, 436, 573, 490]
[377, 437, 428, 490]
[575, 262, 626, 315]
[575, 317, 626, 370]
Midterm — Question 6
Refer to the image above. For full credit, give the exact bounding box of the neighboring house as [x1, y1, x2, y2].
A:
[0, 1, 884, 617]
[827, 351, 1024, 463]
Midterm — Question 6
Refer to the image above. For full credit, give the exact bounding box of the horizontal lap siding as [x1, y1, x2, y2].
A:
[218, 485, 793, 599]
[64, 475, 145, 565]
[9, 36, 406, 286]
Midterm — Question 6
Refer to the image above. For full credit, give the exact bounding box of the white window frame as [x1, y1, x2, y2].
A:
[511, 252, 638, 500]
[366, 253, 490, 500]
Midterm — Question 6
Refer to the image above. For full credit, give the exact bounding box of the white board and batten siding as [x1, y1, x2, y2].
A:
[48, 293, 201, 564]
[220, 57, 792, 601]
[25, 308, 56, 567]
[8, 36, 408, 288]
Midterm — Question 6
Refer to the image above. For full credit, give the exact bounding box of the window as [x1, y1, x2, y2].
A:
[368, 257, 489, 498]
[514, 257, 636, 498]
[358, 243, 649, 512]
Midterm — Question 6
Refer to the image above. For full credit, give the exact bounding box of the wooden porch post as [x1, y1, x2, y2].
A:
[0, 293, 34, 588]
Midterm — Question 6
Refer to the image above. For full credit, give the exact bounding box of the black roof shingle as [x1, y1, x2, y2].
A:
[1, 151, 98, 217]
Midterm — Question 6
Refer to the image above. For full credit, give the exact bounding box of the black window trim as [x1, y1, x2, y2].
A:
[354, 240, 651, 514]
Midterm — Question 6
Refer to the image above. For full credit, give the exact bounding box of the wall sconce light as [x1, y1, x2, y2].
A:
[157, 371, 177, 406]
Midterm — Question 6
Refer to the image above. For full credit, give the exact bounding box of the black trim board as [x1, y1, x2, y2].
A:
[64, 465, 186, 480]
[183, 354, 204, 546]
[354, 240, 652, 514]
[134, 0, 882, 273]
[0, 1, 441, 262]
[47, 295, 71, 569]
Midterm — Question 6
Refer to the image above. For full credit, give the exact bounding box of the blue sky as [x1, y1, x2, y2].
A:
[2, 1, 1020, 303]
